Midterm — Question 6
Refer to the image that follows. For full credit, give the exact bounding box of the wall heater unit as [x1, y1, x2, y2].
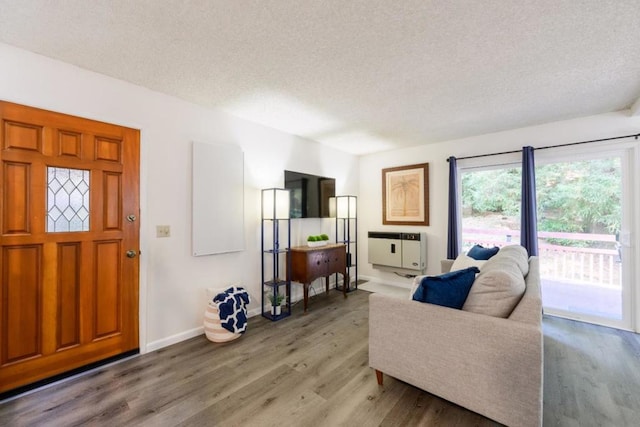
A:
[367, 231, 427, 273]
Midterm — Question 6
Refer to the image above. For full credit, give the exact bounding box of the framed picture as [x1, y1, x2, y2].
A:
[382, 163, 429, 226]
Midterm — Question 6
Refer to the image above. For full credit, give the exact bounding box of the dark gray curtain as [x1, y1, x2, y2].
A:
[447, 156, 460, 259]
[521, 146, 539, 256]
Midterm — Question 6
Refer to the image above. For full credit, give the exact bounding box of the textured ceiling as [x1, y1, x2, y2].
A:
[1, 1, 639, 155]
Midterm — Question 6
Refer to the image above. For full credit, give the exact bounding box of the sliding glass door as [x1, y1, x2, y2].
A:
[536, 151, 630, 329]
[460, 148, 633, 330]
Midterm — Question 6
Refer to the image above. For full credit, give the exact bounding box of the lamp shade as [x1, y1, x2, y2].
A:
[330, 195, 356, 218]
[262, 188, 290, 219]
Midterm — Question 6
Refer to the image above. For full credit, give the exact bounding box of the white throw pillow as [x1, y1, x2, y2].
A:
[409, 253, 486, 300]
[450, 253, 486, 272]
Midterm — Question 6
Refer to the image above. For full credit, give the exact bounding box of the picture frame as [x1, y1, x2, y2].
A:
[382, 163, 429, 226]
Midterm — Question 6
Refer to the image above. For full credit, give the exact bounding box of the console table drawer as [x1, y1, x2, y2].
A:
[305, 248, 344, 276]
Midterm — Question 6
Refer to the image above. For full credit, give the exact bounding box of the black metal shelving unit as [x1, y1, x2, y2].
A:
[261, 188, 291, 321]
[333, 195, 357, 293]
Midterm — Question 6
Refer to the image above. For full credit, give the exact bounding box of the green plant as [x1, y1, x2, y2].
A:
[308, 234, 329, 242]
[268, 292, 286, 306]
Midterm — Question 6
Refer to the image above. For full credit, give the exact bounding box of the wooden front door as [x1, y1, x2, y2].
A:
[0, 101, 140, 393]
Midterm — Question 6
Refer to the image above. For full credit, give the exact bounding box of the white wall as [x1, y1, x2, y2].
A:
[358, 111, 640, 330]
[3, 40, 640, 344]
[0, 43, 359, 351]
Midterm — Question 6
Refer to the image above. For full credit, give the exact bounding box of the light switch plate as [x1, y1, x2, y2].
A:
[156, 225, 170, 238]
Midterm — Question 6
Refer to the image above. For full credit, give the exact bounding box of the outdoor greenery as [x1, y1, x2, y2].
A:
[461, 158, 622, 239]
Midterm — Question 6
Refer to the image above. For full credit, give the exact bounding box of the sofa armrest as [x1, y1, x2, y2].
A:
[509, 257, 543, 324]
[369, 293, 542, 426]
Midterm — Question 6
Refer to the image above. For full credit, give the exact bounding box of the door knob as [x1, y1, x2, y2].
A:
[126, 250, 137, 258]
[127, 214, 137, 222]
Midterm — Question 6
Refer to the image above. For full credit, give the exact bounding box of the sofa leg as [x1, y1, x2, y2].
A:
[375, 369, 383, 385]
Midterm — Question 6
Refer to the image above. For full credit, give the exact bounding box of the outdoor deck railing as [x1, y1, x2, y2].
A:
[462, 228, 621, 287]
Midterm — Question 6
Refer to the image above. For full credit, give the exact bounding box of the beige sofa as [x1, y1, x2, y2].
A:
[369, 250, 543, 426]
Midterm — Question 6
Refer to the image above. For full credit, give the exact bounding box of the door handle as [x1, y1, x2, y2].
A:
[126, 250, 138, 258]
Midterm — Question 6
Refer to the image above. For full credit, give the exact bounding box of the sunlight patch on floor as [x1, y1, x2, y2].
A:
[358, 282, 410, 299]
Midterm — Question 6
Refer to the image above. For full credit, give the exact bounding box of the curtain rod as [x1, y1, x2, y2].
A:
[446, 133, 640, 162]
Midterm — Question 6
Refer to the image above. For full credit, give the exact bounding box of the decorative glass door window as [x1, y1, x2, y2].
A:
[46, 167, 90, 232]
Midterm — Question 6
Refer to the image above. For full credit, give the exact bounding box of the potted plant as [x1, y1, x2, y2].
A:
[307, 234, 329, 247]
[268, 292, 286, 316]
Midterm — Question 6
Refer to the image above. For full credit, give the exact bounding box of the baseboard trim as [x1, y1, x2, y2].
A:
[145, 307, 263, 353]
[146, 326, 204, 352]
[247, 307, 262, 318]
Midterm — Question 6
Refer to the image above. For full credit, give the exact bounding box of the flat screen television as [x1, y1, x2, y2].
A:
[284, 170, 335, 218]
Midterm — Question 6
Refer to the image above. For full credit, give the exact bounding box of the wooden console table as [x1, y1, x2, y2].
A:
[289, 244, 348, 313]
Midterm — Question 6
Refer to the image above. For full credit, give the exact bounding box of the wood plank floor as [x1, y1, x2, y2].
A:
[1, 289, 639, 426]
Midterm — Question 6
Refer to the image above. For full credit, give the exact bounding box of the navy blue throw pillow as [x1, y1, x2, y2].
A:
[412, 267, 479, 309]
[467, 244, 499, 260]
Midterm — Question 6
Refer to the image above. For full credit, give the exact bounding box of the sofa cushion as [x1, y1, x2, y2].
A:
[467, 244, 500, 260]
[412, 267, 479, 309]
[493, 244, 529, 276]
[462, 245, 527, 317]
[450, 253, 487, 272]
